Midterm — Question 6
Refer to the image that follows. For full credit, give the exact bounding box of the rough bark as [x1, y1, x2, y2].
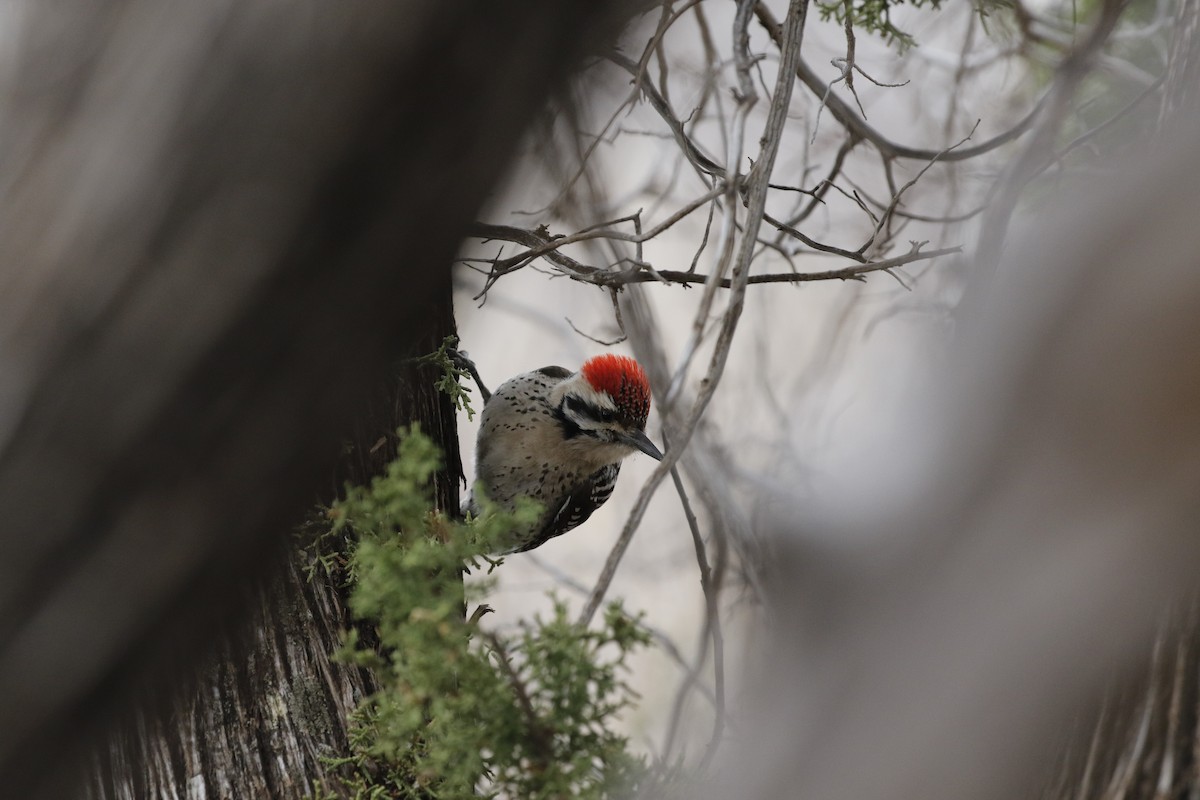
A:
[1161, 0, 1200, 125]
[1038, 6, 1200, 798]
[1040, 601, 1200, 800]
[85, 559, 375, 800]
[82, 295, 461, 800]
[0, 1, 632, 797]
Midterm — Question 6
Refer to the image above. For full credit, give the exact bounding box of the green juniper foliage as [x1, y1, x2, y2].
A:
[817, 0, 945, 49]
[410, 336, 480, 421]
[816, 1, 1016, 52]
[313, 427, 660, 799]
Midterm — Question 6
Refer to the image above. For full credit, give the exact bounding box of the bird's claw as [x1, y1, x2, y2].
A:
[448, 346, 492, 404]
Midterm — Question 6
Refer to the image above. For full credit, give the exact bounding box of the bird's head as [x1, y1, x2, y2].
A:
[553, 354, 664, 463]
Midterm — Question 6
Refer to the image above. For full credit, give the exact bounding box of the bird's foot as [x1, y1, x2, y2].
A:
[447, 347, 492, 404]
[468, 604, 495, 625]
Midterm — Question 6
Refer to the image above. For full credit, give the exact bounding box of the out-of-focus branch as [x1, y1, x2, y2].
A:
[608, 51, 725, 180]
[580, 0, 813, 628]
[702, 109, 1200, 800]
[971, 0, 1130, 289]
[858, 121, 980, 256]
[755, 2, 1043, 163]
[670, 457, 727, 769]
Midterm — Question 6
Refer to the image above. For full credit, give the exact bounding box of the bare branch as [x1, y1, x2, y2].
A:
[565, 289, 628, 346]
[786, 137, 856, 227]
[972, 0, 1131, 289]
[763, 211, 868, 261]
[579, 0, 812, 628]
[469, 184, 724, 295]
[858, 120, 981, 256]
[473, 222, 958, 293]
[756, 2, 1043, 163]
[484, 633, 554, 767]
[608, 51, 725, 181]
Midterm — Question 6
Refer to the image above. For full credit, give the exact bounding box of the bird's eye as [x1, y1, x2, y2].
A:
[564, 396, 617, 425]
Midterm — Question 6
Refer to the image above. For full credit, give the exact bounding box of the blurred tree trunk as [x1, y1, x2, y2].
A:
[1041, 602, 1200, 800]
[82, 291, 462, 799]
[0, 2, 632, 797]
[1039, 6, 1200, 798]
[1161, 0, 1200, 125]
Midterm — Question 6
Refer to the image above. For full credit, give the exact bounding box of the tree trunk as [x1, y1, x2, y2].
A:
[1036, 600, 1200, 800]
[697, 96, 1200, 800]
[82, 294, 461, 800]
[0, 2, 633, 797]
[1161, 0, 1200, 126]
[1038, 5, 1200, 797]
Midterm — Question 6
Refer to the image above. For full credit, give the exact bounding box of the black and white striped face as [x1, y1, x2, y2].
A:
[560, 382, 623, 440]
[553, 377, 663, 463]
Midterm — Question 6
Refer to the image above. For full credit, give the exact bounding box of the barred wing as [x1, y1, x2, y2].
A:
[507, 463, 620, 554]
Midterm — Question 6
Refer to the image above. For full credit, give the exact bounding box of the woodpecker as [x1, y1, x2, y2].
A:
[467, 354, 663, 554]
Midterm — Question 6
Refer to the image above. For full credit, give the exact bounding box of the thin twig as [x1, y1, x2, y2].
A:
[1054, 73, 1165, 163]
[971, 0, 1130, 291]
[689, 195, 718, 273]
[763, 211, 867, 261]
[515, 85, 643, 218]
[787, 137, 856, 227]
[849, 179, 988, 223]
[470, 185, 724, 295]
[579, 0, 812, 628]
[484, 633, 554, 766]
[657, 435, 727, 764]
[520, 551, 718, 706]
[608, 51, 724, 181]
[756, 2, 1043, 163]
[565, 316, 626, 346]
[677, 459, 726, 767]
[858, 120, 981, 256]
[471, 223, 959, 289]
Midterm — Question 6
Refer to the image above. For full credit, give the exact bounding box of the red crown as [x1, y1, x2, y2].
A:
[581, 354, 651, 425]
